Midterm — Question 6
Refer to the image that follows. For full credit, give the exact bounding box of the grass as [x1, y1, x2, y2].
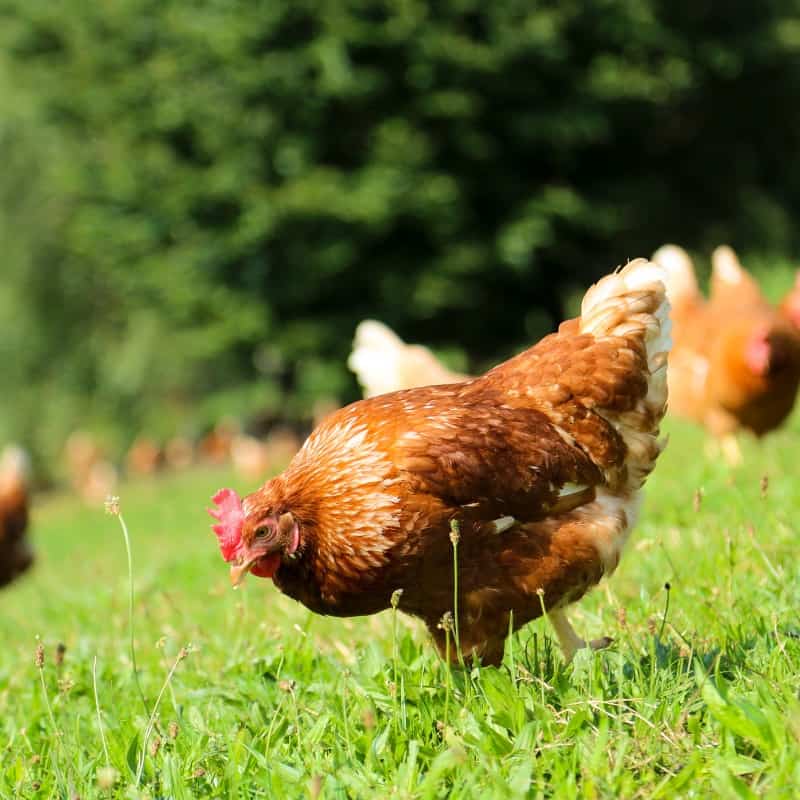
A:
[2, 416, 800, 799]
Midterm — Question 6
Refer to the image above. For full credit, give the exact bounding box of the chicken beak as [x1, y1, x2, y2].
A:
[230, 558, 256, 588]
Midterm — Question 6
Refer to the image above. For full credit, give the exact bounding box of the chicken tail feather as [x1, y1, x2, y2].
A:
[580, 258, 672, 491]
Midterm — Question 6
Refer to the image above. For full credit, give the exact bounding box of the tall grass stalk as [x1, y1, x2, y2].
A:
[507, 610, 516, 683]
[536, 591, 548, 706]
[658, 582, 671, 641]
[440, 613, 453, 732]
[105, 496, 148, 716]
[450, 519, 473, 705]
[136, 645, 189, 784]
[92, 655, 111, 766]
[288, 683, 303, 753]
[390, 588, 403, 734]
[263, 693, 285, 759]
[449, 520, 463, 659]
[341, 672, 353, 758]
[35, 644, 67, 793]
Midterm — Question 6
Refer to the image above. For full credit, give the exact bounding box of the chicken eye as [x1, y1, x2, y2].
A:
[254, 525, 271, 539]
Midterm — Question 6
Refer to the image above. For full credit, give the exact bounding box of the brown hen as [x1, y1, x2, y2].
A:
[653, 244, 800, 463]
[210, 260, 671, 665]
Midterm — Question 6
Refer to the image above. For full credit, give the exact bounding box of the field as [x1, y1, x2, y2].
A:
[2, 416, 800, 799]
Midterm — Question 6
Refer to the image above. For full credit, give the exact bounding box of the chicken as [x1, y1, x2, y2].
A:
[348, 320, 468, 397]
[229, 434, 271, 482]
[263, 426, 303, 470]
[63, 430, 119, 504]
[0, 445, 34, 588]
[64, 430, 103, 485]
[164, 436, 195, 471]
[230, 427, 303, 482]
[209, 260, 671, 665]
[653, 244, 800, 463]
[126, 435, 163, 477]
[198, 418, 240, 466]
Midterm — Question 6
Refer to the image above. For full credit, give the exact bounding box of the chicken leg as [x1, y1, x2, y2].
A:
[719, 434, 743, 467]
[548, 609, 613, 663]
[703, 433, 743, 467]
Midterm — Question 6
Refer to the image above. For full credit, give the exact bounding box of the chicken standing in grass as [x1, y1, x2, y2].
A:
[652, 244, 800, 464]
[0, 445, 34, 587]
[209, 260, 671, 665]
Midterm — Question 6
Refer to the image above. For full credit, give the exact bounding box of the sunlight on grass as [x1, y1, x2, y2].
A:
[1, 427, 799, 797]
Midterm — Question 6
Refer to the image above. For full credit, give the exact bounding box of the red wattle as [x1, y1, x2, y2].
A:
[251, 553, 281, 579]
[744, 331, 771, 376]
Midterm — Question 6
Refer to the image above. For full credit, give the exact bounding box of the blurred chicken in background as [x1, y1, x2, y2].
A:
[348, 320, 467, 398]
[125, 435, 163, 477]
[164, 436, 195, 471]
[351, 251, 800, 467]
[230, 434, 271, 482]
[198, 418, 240, 466]
[63, 431, 119, 504]
[230, 427, 302, 482]
[653, 244, 800, 463]
[0, 445, 34, 587]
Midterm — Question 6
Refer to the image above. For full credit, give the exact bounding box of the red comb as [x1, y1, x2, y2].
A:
[744, 326, 771, 376]
[208, 488, 244, 562]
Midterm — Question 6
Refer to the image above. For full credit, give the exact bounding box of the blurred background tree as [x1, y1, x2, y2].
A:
[2, 0, 800, 476]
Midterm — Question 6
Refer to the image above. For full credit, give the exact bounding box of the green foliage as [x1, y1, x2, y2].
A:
[3, 1, 800, 467]
[2, 416, 800, 797]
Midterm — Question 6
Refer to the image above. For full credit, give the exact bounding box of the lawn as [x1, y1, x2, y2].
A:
[1, 415, 799, 798]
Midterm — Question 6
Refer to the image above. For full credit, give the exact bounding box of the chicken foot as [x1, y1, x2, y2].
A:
[719, 434, 743, 467]
[703, 434, 743, 467]
[547, 608, 613, 664]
